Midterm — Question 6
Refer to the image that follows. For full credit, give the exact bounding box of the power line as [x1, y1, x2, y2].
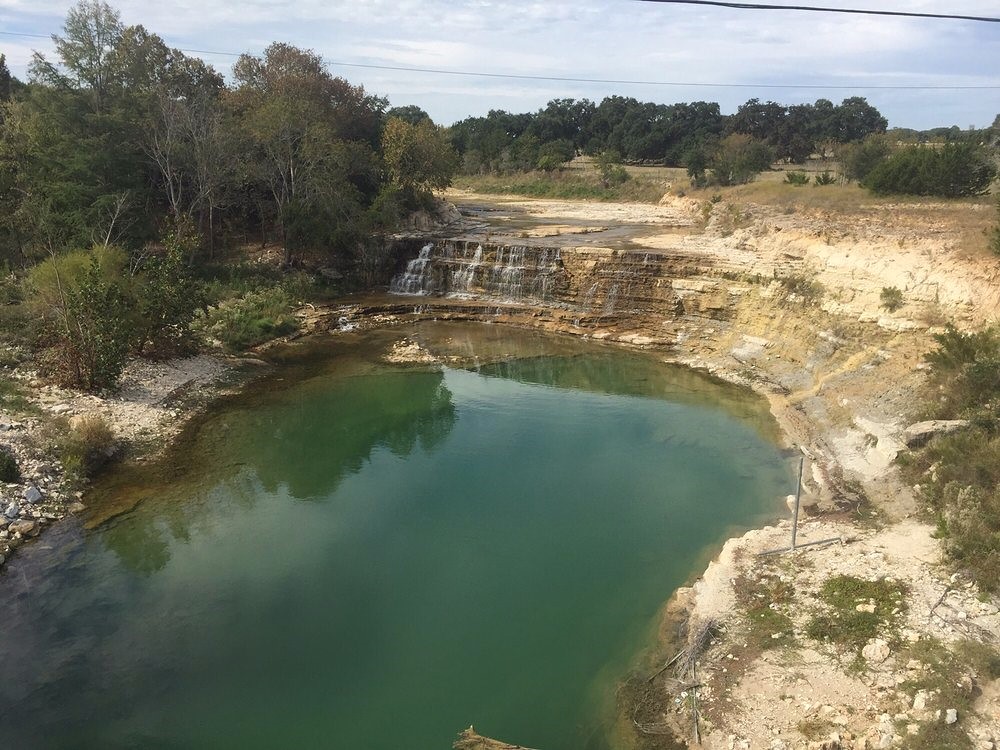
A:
[322, 59, 1000, 91]
[635, 0, 1000, 23]
[3, 29, 998, 91]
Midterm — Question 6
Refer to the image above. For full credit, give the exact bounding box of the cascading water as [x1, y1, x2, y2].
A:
[389, 243, 435, 295]
[390, 240, 566, 303]
[451, 245, 483, 293]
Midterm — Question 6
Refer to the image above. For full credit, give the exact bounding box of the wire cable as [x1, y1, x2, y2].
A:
[2, 30, 998, 90]
[635, 0, 1000, 23]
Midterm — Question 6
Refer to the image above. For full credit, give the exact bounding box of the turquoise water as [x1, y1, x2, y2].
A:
[0, 324, 791, 749]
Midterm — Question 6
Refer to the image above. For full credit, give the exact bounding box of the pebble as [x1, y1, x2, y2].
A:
[23, 485, 43, 504]
[945, 708, 958, 725]
[4, 502, 19, 518]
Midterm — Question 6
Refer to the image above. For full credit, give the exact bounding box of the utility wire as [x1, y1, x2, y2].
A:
[2, 29, 998, 91]
[635, 0, 1000, 23]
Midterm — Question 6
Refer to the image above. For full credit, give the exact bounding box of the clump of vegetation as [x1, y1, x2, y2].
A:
[195, 287, 299, 352]
[54, 415, 117, 482]
[594, 150, 630, 188]
[709, 134, 773, 186]
[0, 375, 36, 414]
[899, 326, 1000, 588]
[863, 143, 996, 198]
[839, 134, 891, 183]
[805, 574, 908, 651]
[0, 445, 21, 483]
[989, 195, 1000, 257]
[796, 718, 835, 742]
[880, 286, 904, 312]
[896, 638, 1000, 750]
[784, 171, 810, 186]
[814, 171, 836, 186]
[734, 569, 796, 651]
[779, 274, 824, 304]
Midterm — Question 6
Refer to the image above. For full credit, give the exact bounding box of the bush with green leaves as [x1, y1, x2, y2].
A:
[863, 143, 996, 198]
[26, 249, 134, 391]
[135, 241, 206, 358]
[594, 150, 629, 188]
[880, 286, 904, 312]
[901, 324, 1000, 589]
[195, 286, 299, 351]
[814, 171, 836, 186]
[709, 134, 773, 186]
[784, 171, 810, 186]
[839, 135, 890, 183]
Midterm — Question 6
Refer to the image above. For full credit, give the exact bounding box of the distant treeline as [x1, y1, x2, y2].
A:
[449, 96, 890, 173]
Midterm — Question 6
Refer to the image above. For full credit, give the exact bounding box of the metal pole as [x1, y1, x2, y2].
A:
[791, 456, 804, 550]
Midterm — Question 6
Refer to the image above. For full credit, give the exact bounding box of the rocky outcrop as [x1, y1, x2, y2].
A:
[903, 419, 972, 448]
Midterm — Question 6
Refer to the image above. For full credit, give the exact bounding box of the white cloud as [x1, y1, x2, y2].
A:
[0, 0, 997, 128]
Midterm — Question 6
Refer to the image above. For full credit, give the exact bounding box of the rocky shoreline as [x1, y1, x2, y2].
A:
[0, 355, 238, 572]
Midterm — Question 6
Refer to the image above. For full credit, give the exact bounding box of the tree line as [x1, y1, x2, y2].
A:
[449, 95, 889, 174]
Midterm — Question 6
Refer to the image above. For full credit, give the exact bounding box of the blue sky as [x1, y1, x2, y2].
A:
[1, 0, 998, 129]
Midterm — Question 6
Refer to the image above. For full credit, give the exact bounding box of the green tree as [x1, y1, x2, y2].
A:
[709, 134, 773, 186]
[231, 43, 385, 263]
[840, 134, 890, 183]
[864, 143, 996, 197]
[594, 150, 629, 187]
[381, 116, 458, 201]
[386, 104, 431, 125]
[135, 223, 206, 356]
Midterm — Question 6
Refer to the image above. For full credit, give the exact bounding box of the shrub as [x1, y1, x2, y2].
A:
[863, 143, 996, 198]
[839, 135, 890, 183]
[903, 324, 1000, 590]
[26, 248, 135, 390]
[0, 445, 20, 483]
[779, 274, 824, 304]
[880, 286, 904, 312]
[784, 171, 810, 186]
[59, 415, 117, 480]
[814, 171, 836, 186]
[134, 242, 206, 358]
[594, 150, 629, 188]
[195, 287, 299, 352]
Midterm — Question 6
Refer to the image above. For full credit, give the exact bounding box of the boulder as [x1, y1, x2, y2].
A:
[903, 420, 971, 448]
[862, 638, 891, 664]
[8, 519, 36, 536]
[23, 485, 43, 504]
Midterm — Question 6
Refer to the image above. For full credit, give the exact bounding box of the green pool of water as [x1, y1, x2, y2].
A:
[0, 323, 792, 749]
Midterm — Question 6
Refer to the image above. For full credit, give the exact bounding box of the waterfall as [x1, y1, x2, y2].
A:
[390, 241, 565, 304]
[390, 243, 435, 295]
[451, 245, 483, 293]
